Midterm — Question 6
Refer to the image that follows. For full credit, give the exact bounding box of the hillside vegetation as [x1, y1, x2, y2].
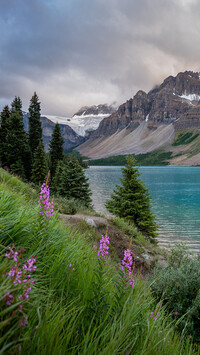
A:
[88, 150, 173, 166]
[0, 168, 198, 354]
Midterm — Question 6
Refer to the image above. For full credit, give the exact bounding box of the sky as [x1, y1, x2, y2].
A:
[0, 0, 200, 116]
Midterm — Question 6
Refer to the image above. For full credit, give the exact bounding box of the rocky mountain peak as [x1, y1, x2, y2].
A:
[157, 71, 200, 97]
[182, 70, 200, 79]
[73, 103, 116, 117]
[81, 70, 200, 141]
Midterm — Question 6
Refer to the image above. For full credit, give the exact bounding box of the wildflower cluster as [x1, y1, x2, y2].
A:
[98, 234, 109, 264]
[148, 310, 160, 321]
[3, 245, 37, 326]
[38, 180, 54, 221]
[67, 263, 75, 277]
[121, 249, 134, 288]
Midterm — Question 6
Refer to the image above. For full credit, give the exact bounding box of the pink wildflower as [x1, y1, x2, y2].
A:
[38, 181, 54, 220]
[67, 264, 75, 277]
[149, 310, 159, 321]
[5, 293, 13, 306]
[98, 234, 110, 264]
[121, 249, 134, 288]
[24, 287, 31, 299]
[3, 245, 37, 327]
[5, 246, 18, 261]
[19, 318, 28, 327]
[23, 256, 37, 272]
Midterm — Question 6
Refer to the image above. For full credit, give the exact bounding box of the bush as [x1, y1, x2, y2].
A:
[53, 196, 78, 215]
[151, 243, 200, 343]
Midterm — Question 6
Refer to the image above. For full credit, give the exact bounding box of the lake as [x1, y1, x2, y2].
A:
[85, 166, 200, 252]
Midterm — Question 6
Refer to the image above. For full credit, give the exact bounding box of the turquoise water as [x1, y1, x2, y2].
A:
[85, 166, 200, 251]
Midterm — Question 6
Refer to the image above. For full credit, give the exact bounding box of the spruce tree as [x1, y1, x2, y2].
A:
[106, 156, 157, 240]
[49, 123, 64, 178]
[53, 155, 92, 207]
[31, 140, 48, 185]
[52, 161, 65, 195]
[6, 97, 31, 179]
[0, 105, 10, 168]
[28, 92, 43, 157]
[11, 96, 23, 113]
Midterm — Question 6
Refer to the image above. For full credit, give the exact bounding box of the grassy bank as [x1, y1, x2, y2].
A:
[0, 169, 198, 354]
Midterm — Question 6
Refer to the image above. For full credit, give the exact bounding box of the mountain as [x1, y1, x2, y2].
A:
[77, 71, 200, 165]
[23, 113, 85, 152]
[45, 104, 116, 137]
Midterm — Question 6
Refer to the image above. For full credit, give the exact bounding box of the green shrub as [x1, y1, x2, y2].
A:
[53, 195, 95, 215]
[53, 196, 78, 214]
[151, 243, 200, 343]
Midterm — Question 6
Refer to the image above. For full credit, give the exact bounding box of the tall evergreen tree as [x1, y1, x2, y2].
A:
[28, 92, 42, 157]
[11, 96, 23, 114]
[49, 123, 64, 178]
[52, 155, 92, 207]
[0, 105, 10, 167]
[6, 97, 31, 179]
[52, 160, 65, 195]
[106, 156, 157, 240]
[31, 140, 48, 185]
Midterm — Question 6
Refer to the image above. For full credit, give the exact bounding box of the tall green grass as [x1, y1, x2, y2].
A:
[0, 169, 198, 354]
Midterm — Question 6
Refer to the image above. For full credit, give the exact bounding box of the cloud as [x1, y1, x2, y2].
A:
[0, 0, 200, 116]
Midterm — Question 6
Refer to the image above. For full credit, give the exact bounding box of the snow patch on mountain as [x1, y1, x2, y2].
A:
[178, 93, 200, 102]
[45, 113, 110, 136]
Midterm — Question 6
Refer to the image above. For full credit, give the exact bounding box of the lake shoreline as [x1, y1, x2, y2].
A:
[86, 166, 200, 252]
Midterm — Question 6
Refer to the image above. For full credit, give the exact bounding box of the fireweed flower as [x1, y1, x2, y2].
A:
[4, 246, 37, 326]
[148, 311, 160, 321]
[121, 249, 134, 288]
[98, 234, 110, 264]
[67, 264, 75, 278]
[5, 246, 18, 261]
[38, 181, 54, 221]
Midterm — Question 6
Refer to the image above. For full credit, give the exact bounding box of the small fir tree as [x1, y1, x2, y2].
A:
[52, 155, 92, 207]
[28, 92, 43, 158]
[0, 105, 10, 167]
[31, 140, 48, 185]
[49, 123, 64, 178]
[106, 156, 157, 240]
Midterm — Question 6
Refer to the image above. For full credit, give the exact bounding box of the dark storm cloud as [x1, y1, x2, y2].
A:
[0, 0, 200, 115]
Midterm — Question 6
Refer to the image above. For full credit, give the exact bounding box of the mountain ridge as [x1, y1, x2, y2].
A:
[77, 71, 200, 165]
